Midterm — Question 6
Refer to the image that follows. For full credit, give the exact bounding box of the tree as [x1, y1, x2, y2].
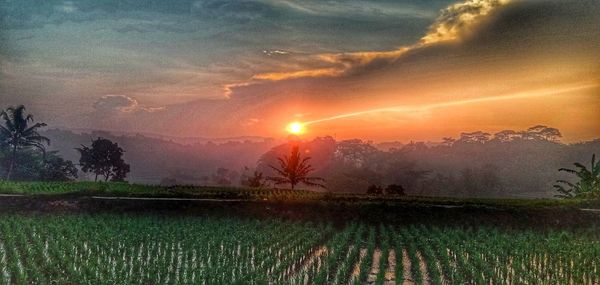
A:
[212, 167, 236, 186]
[0, 105, 50, 180]
[335, 139, 379, 167]
[385, 184, 405, 196]
[441, 137, 455, 147]
[383, 160, 430, 194]
[243, 171, 266, 188]
[456, 131, 491, 144]
[77, 138, 130, 182]
[366, 184, 383, 195]
[554, 154, 600, 198]
[0, 150, 77, 181]
[523, 125, 562, 142]
[40, 152, 78, 181]
[267, 145, 324, 190]
[492, 130, 519, 142]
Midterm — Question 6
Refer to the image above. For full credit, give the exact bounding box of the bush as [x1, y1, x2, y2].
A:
[366, 184, 383, 195]
[385, 184, 405, 196]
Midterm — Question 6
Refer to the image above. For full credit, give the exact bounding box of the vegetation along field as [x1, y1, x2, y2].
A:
[2, 0, 600, 284]
[0, 214, 598, 285]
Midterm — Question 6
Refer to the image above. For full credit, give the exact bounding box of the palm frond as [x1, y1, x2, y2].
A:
[268, 165, 288, 177]
[558, 168, 577, 174]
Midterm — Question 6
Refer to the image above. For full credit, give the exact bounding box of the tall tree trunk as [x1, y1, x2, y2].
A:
[5, 145, 17, 180]
[94, 173, 98, 182]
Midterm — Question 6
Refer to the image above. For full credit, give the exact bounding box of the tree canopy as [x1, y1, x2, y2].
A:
[0, 105, 50, 180]
[77, 138, 130, 182]
[267, 144, 324, 190]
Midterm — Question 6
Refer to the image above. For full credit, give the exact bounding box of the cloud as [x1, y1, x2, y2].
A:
[233, 0, 512, 85]
[420, 0, 511, 44]
[262, 50, 291, 56]
[2, 0, 598, 140]
[93, 95, 138, 113]
[202, 0, 599, 138]
[55, 1, 78, 14]
[93, 95, 164, 114]
[257, 0, 438, 19]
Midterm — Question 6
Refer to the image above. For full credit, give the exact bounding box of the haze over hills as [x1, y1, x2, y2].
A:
[59, 128, 273, 146]
[41, 127, 600, 198]
[42, 128, 280, 185]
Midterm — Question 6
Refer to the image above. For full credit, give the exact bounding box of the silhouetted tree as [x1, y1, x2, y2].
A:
[457, 131, 490, 144]
[0, 149, 77, 181]
[366, 184, 383, 195]
[243, 171, 266, 188]
[385, 184, 405, 196]
[267, 145, 324, 190]
[77, 138, 130, 182]
[335, 139, 379, 167]
[493, 130, 519, 142]
[0, 105, 50, 180]
[554, 154, 600, 198]
[524, 125, 562, 141]
[441, 137, 455, 146]
[383, 160, 431, 194]
[40, 152, 78, 181]
[212, 167, 239, 186]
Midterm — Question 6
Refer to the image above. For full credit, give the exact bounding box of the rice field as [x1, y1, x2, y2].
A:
[0, 214, 598, 285]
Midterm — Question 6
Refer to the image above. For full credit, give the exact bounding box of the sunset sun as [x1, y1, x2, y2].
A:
[0, 0, 599, 283]
[286, 122, 305, 135]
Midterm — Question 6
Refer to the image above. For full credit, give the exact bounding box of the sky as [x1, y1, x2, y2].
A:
[1, 0, 599, 142]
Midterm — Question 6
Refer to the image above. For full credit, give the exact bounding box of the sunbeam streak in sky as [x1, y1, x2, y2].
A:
[303, 84, 598, 126]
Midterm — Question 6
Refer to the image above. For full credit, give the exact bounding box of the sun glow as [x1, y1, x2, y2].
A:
[286, 122, 305, 135]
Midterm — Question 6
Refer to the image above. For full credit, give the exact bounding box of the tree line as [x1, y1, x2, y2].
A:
[0, 105, 130, 182]
[2, 105, 598, 199]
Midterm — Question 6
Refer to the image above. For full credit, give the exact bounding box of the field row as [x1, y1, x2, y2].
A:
[0, 214, 598, 284]
[3, 181, 599, 210]
[0, 181, 327, 199]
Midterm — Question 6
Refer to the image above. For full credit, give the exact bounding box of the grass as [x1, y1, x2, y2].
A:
[0, 182, 598, 284]
[0, 213, 598, 285]
[0, 180, 599, 208]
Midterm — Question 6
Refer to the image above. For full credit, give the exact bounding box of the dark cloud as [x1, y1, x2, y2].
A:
[231, 0, 600, 95]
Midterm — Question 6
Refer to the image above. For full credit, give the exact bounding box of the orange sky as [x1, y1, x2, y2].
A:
[1, 0, 599, 143]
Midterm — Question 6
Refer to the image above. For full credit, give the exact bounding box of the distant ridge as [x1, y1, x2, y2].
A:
[55, 127, 274, 145]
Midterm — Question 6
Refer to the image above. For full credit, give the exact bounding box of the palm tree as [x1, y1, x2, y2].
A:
[554, 154, 600, 198]
[0, 105, 49, 180]
[267, 145, 324, 190]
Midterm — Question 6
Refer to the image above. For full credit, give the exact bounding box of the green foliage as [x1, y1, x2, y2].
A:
[554, 154, 600, 198]
[267, 144, 325, 190]
[77, 137, 130, 182]
[0, 105, 50, 180]
[0, 214, 598, 284]
[1, 181, 598, 208]
[0, 150, 77, 182]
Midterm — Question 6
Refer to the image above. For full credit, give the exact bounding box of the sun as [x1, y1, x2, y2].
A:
[286, 122, 305, 135]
